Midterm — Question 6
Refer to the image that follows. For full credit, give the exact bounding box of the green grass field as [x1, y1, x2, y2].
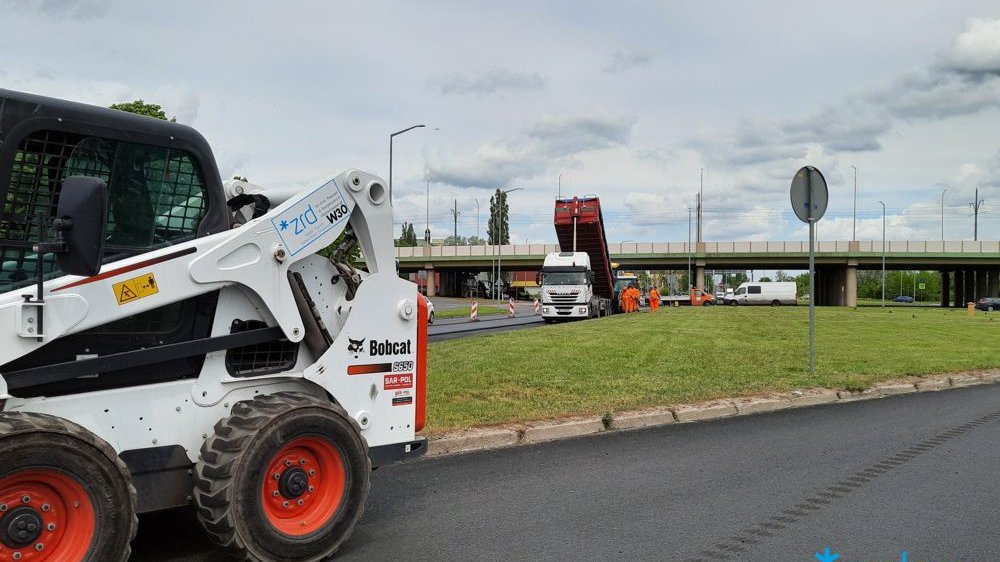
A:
[425, 306, 998, 434]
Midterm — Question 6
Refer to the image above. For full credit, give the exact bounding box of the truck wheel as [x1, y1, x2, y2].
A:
[728, 300, 737, 306]
[194, 392, 370, 562]
[771, 300, 780, 307]
[0, 412, 137, 562]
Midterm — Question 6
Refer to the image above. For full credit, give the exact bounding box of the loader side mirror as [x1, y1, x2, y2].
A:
[55, 176, 108, 277]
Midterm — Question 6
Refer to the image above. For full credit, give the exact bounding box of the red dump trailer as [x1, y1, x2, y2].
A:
[553, 196, 616, 307]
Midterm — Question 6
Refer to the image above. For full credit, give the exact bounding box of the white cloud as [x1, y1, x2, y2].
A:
[603, 51, 653, 74]
[424, 112, 637, 188]
[1, 0, 110, 19]
[429, 68, 548, 96]
[939, 17, 1000, 74]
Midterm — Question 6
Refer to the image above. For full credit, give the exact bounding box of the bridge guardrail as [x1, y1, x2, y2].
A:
[396, 240, 1000, 258]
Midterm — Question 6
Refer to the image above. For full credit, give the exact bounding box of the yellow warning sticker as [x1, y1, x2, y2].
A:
[113, 272, 159, 305]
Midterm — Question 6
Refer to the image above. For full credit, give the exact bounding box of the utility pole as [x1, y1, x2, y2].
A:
[474, 198, 480, 243]
[451, 199, 460, 243]
[970, 188, 985, 241]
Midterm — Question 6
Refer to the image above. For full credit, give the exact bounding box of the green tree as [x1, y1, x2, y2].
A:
[759, 276, 772, 282]
[468, 235, 486, 245]
[637, 271, 652, 291]
[396, 222, 418, 247]
[443, 235, 468, 245]
[795, 272, 810, 297]
[728, 271, 749, 289]
[109, 100, 176, 122]
[487, 189, 510, 245]
[775, 270, 794, 282]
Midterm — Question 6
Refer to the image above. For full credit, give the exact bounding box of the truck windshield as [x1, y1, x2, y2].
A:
[543, 271, 587, 285]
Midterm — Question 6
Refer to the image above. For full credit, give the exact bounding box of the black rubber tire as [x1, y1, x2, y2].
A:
[0, 411, 137, 562]
[194, 392, 370, 562]
[988, 306, 995, 312]
[771, 300, 781, 307]
[428, 311, 435, 324]
[702, 300, 714, 307]
[728, 300, 738, 306]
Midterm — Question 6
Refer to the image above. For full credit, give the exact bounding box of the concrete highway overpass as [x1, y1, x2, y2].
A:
[396, 240, 1000, 307]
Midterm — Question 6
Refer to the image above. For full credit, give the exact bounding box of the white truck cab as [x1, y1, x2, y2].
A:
[539, 252, 605, 321]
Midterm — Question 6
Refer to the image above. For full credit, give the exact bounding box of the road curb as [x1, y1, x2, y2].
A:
[423, 370, 1000, 459]
[608, 407, 677, 430]
[521, 417, 606, 444]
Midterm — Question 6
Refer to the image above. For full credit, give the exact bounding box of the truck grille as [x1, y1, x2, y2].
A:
[547, 292, 580, 304]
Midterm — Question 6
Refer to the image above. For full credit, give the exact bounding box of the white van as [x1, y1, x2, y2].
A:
[726, 282, 797, 306]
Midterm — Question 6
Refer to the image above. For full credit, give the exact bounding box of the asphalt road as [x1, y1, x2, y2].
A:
[428, 313, 545, 341]
[131, 385, 1000, 562]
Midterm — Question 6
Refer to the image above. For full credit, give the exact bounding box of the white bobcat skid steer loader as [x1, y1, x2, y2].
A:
[0, 89, 427, 561]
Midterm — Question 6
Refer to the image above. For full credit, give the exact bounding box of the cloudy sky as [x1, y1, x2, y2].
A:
[3, 0, 999, 244]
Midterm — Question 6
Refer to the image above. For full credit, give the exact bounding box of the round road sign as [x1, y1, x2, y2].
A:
[790, 166, 829, 223]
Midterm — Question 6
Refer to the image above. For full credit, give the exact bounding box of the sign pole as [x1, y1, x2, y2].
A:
[809, 218, 815, 376]
[790, 165, 827, 378]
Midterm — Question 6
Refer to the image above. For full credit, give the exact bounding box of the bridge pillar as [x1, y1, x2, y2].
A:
[425, 268, 436, 298]
[846, 265, 857, 307]
[954, 270, 965, 308]
[695, 265, 705, 292]
[940, 271, 950, 308]
[975, 269, 988, 301]
[964, 270, 975, 305]
[989, 270, 999, 298]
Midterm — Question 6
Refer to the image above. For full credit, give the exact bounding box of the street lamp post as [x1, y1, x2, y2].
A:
[495, 187, 523, 305]
[687, 207, 692, 291]
[940, 187, 947, 241]
[851, 165, 858, 241]
[879, 200, 886, 308]
[388, 124, 426, 203]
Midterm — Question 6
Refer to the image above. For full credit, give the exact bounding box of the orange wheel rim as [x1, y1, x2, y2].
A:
[260, 436, 347, 536]
[0, 469, 95, 562]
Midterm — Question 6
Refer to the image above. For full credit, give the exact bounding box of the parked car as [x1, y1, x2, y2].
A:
[976, 297, 1000, 311]
[893, 295, 914, 303]
[421, 294, 436, 323]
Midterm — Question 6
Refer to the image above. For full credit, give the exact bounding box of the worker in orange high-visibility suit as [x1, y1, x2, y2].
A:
[630, 285, 640, 312]
[649, 287, 660, 311]
[622, 287, 631, 313]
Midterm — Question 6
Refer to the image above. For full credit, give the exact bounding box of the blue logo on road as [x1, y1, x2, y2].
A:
[816, 548, 840, 562]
